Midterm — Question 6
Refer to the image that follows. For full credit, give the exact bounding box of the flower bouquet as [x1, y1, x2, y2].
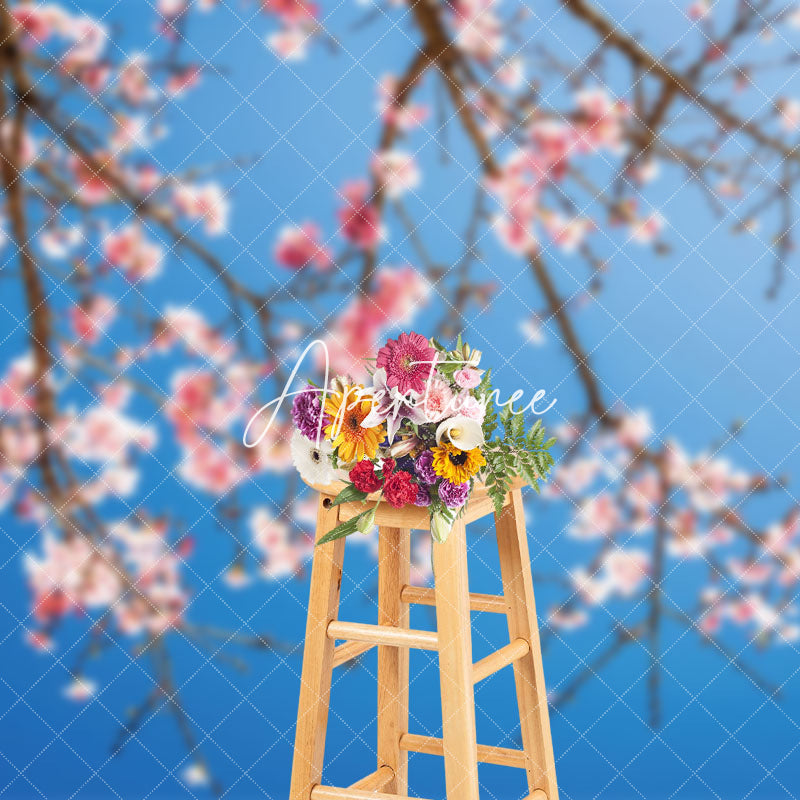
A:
[289, 332, 556, 544]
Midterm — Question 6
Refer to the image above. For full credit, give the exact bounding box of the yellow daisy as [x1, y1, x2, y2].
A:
[324, 385, 384, 463]
[431, 443, 486, 484]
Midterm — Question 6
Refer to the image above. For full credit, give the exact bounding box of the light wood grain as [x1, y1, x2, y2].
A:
[348, 765, 394, 791]
[472, 637, 530, 684]
[432, 517, 480, 800]
[327, 620, 438, 651]
[400, 584, 507, 614]
[495, 489, 559, 800]
[377, 526, 410, 793]
[289, 481, 559, 800]
[332, 640, 374, 669]
[289, 496, 345, 800]
[311, 787, 432, 800]
[399, 733, 527, 769]
[337, 500, 429, 529]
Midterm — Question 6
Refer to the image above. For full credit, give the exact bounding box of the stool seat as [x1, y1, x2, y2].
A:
[289, 480, 559, 800]
[301, 476, 528, 529]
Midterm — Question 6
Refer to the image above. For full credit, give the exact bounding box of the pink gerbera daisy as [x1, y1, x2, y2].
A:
[376, 332, 436, 395]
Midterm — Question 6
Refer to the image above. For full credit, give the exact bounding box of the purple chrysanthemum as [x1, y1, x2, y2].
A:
[438, 479, 470, 508]
[291, 385, 329, 441]
[413, 484, 432, 507]
[414, 450, 437, 485]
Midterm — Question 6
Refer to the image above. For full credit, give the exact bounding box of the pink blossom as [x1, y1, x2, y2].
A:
[39, 225, 83, 259]
[62, 17, 108, 72]
[727, 558, 773, 585]
[615, 410, 653, 448]
[452, 392, 486, 423]
[553, 457, 601, 495]
[338, 179, 382, 248]
[158, 0, 189, 16]
[1, 417, 43, 468]
[778, 98, 800, 131]
[251, 507, 311, 578]
[69, 295, 116, 344]
[274, 223, 331, 270]
[0, 355, 37, 414]
[420, 376, 454, 422]
[266, 24, 313, 61]
[102, 224, 164, 282]
[452, 1, 503, 61]
[628, 210, 665, 244]
[570, 494, 621, 538]
[173, 182, 230, 235]
[163, 306, 235, 365]
[167, 65, 201, 97]
[372, 150, 420, 198]
[118, 54, 156, 105]
[603, 549, 649, 596]
[528, 119, 573, 181]
[110, 114, 151, 153]
[127, 164, 162, 195]
[63, 676, 98, 702]
[454, 367, 481, 388]
[11, 3, 71, 45]
[167, 370, 219, 438]
[262, 0, 318, 23]
[377, 75, 429, 131]
[541, 211, 594, 253]
[687, 0, 711, 19]
[69, 152, 114, 204]
[25, 532, 122, 621]
[0, 120, 37, 167]
[496, 56, 525, 89]
[178, 439, 244, 494]
[575, 88, 628, 153]
[59, 389, 157, 464]
[548, 608, 589, 630]
[324, 266, 429, 375]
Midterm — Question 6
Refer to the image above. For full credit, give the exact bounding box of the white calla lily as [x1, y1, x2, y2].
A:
[435, 415, 484, 450]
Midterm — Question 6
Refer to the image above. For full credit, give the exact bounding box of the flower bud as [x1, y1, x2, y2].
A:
[356, 506, 377, 535]
[390, 435, 419, 458]
[430, 511, 452, 543]
[466, 347, 482, 368]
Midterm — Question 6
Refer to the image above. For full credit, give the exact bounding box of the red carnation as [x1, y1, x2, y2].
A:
[349, 459, 383, 493]
[380, 457, 396, 478]
[383, 470, 417, 509]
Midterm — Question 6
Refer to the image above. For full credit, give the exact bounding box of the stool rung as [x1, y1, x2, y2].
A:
[472, 637, 530, 684]
[348, 765, 394, 791]
[332, 640, 375, 669]
[311, 788, 431, 800]
[327, 620, 438, 651]
[400, 584, 507, 614]
[399, 733, 527, 769]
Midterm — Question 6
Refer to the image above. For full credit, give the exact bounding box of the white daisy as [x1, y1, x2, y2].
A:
[290, 429, 335, 485]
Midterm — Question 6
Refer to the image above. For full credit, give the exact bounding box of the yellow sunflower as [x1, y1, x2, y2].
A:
[431, 442, 486, 484]
[324, 385, 385, 463]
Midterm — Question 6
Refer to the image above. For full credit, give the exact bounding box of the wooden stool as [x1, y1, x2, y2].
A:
[289, 477, 558, 800]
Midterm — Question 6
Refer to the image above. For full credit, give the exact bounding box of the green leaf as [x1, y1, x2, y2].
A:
[330, 484, 369, 506]
[316, 507, 375, 546]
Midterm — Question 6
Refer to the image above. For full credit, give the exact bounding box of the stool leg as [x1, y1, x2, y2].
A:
[289, 496, 345, 800]
[377, 526, 411, 793]
[433, 518, 480, 800]
[495, 489, 559, 800]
